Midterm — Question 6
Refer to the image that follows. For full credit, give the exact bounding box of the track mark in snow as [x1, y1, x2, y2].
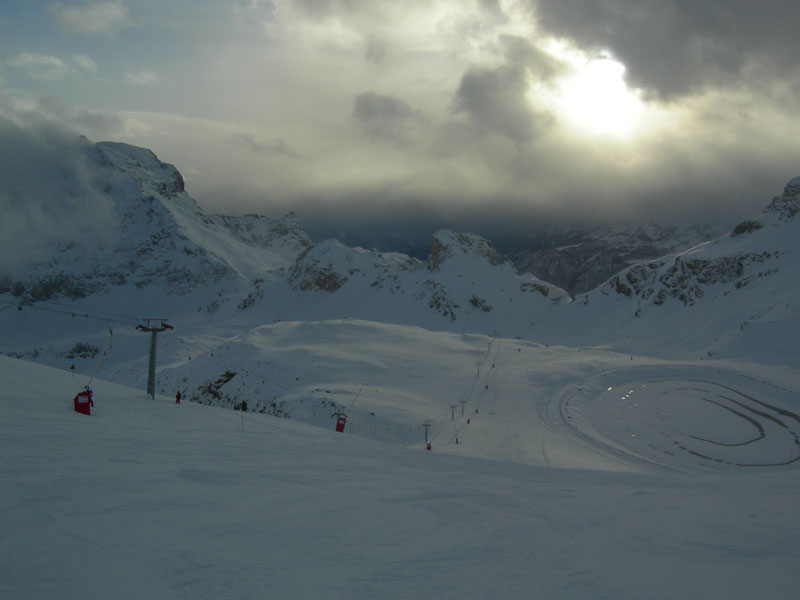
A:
[689, 396, 764, 447]
[559, 366, 800, 471]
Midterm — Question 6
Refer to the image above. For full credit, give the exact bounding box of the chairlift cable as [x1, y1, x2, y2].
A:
[28, 299, 141, 324]
[348, 388, 362, 410]
[2, 298, 140, 326]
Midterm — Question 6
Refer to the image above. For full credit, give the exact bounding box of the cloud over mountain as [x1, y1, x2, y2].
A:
[0, 118, 115, 275]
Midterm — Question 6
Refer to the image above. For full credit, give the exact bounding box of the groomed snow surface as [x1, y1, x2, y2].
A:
[3, 322, 800, 599]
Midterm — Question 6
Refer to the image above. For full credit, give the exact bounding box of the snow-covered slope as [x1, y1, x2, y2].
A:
[4, 340, 800, 599]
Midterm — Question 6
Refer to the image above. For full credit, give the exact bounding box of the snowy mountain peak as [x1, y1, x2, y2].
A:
[8, 140, 314, 302]
[428, 229, 498, 271]
[93, 141, 186, 199]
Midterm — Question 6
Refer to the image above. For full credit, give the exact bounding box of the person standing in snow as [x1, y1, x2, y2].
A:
[175, 391, 181, 404]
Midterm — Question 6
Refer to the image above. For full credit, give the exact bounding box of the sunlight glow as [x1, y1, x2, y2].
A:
[532, 43, 648, 140]
[558, 57, 644, 138]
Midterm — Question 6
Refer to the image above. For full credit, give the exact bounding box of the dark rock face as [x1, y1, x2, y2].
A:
[731, 220, 764, 237]
[766, 177, 800, 221]
[510, 224, 721, 295]
[289, 253, 349, 292]
[609, 253, 777, 307]
[216, 212, 311, 250]
[428, 230, 498, 272]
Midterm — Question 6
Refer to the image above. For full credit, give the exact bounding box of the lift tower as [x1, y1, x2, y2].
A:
[136, 319, 173, 399]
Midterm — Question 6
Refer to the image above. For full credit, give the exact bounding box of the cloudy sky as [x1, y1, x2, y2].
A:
[2, 0, 800, 247]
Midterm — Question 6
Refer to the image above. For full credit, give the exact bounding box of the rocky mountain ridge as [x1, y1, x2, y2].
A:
[518, 175, 800, 364]
[509, 221, 725, 295]
[600, 177, 800, 308]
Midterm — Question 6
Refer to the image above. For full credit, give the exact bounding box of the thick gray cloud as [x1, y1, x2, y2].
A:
[533, 0, 800, 99]
[501, 35, 565, 81]
[453, 64, 550, 145]
[450, 35, 562, 145]
[0, 117, 115, 276]
[230, 132, 297, 157]
[352, 91, 426, 140]
[72, 109, 126, 139]
[363, 36, 388, 65]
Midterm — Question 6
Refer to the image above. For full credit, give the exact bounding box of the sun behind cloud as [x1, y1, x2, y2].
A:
[531, 44, 649, 140]
[558, 57, 644, 137]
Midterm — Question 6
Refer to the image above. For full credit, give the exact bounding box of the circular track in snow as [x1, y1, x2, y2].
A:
[561, 365, 800, 471]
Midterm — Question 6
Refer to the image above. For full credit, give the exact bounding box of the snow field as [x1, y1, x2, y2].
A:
[15, 312, 800, 475]
[3, 354, 800, 599]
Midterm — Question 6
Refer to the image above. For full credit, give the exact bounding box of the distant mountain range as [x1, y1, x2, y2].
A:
[1, 140, 568, 332]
